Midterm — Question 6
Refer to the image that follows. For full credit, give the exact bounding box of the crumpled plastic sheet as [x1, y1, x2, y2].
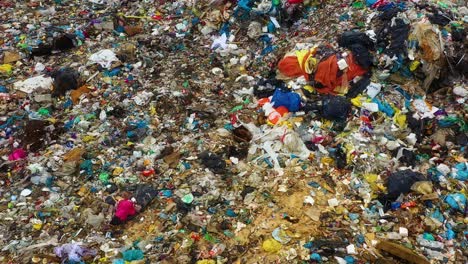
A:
[54, 243, 96, 263]
[88, 49, 120, 69]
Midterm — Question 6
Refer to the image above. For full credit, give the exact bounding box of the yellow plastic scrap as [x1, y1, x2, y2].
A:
[239, 66, 247, 74]
[321, 120, 333, 129]
[295, 48, 318, 74]
[376, 184, 386, 193]
[290, 116, 304, 125]
[337, 131, 352, 139]
[351, 95, 364, 107]
[363, 173, 378, 183]
[32, 221, 43, 230]
[113, 167, 124, 176]
[363, 173, 379, 191]
[303, 85, 315, 93]
[344, 143, 355, 164]
[0, 64, 13, 74]
[411, 181, 433, 195]
[46, 117, 57, 124]
[102, 76, 112, 84]
[196, 260, 216, 264]
[82, 135, 95, 142]
[335, 206, 345, 215]
[277, 120, 293, 129]
[262, 238, 282, 253]
[409, 60, 420, 71]
[394, 110, 407, 128]
[149, 105, 157, 116]
[321, 157, 334, 165]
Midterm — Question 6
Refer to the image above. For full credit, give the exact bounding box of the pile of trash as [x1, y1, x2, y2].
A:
[0, 0, 467, 263]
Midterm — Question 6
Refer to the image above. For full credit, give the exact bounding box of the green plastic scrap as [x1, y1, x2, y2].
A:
[356, 21, 365, 28]
[230, 105, 243, 112]
[80, 160, 93, 176]
[437, 1, 448, 9]
[38, 108, 50, 116]
[223, 230, 235, 237]
[99, 172, 110, 184]
[438, 116, 467, 132]
[182, 193, 194, 204]
[416, 154, 430, 161]
[85, 113, 96, 120]
[352, 1, 365, 9]
[203, 233, 218, 243]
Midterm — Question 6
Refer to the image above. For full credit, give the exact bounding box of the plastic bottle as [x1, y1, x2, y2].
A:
[209, 243, 226, 257]
[424, 248, 445, 260]
[416, 235, 444, 249]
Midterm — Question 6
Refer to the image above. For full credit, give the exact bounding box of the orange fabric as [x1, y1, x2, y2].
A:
[278, 56, 305, 79]
[314, 55, 339, 94]
[277, 50, 312, 81]
[315, 53, 367, 95]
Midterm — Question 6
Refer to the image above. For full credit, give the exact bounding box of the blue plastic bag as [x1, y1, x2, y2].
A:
[372, 98, 394, 117]
[453, 163, 467, 181]
[122, 249, 144, 261]
[444, 193, 467, 212]
[271, 89, 301, 112]
[366, 0, 377, 6]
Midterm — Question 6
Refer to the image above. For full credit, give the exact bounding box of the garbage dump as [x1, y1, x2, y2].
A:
[0, 0, 467, 263]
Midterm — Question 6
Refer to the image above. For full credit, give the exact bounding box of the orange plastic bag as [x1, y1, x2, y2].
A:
[277, 55, 305, 79]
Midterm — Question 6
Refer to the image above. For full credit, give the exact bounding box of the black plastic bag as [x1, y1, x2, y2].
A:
[51, 68, 80, 97]
[321, 96, 352, 121]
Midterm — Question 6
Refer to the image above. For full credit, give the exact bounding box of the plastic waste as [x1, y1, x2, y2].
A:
[1, 1, 467, 263]
[51, 68, 80, 97]
[383, 170, 426, 200]
[113, 199, 137, 222]
[444, 193, 467, 212]
[54, 243, 96, 263]
[88, 49, 120, 69]
[411, 181, 433, 195]
[122, 249, 144, 261]
[262, 239, 282, 253]
[321, 96, 352, 121]
[13, 75, 53, 94]
[271, 89, 301, 112]
[416, 235, 444, 249]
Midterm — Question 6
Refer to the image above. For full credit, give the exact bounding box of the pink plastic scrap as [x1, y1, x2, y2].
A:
[8, 148, 27, 161]
[115, 199, 137, 221]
